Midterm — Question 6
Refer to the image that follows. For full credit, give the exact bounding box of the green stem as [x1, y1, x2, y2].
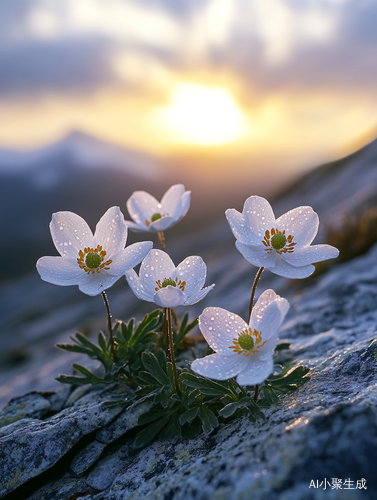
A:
[162, 308, 170, 359]
[158, 231, 165, 251]
[253, 384, 259, 402]
[248, 267, 264, 321]
[167, 307, 181, 395]
[101, 291, 117, 362]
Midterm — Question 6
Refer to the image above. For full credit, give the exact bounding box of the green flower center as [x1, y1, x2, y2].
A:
[151, 213, 162, 222]
[85, 252, 101, 269]
[238, 333, 255, 351]
[271, 232, 287, 250]
[162, 278, 176, 288]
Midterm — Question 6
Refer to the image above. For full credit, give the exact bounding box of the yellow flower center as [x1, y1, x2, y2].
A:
[262, 228, 296, 255]
[230, 327, 267, 357]
[77, 245, 112, 275]
[155, 276, 186, 292]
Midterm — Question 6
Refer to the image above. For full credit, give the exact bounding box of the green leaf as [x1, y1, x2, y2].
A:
[132, 310, 162, 345]
[142, 352, 169, 385]
[55, 374, 92, 385]
[275, 342, 291, 352]
[179, 407, 199, 426]
[98, 331, 108, 352]
[72, 363, 103, 383]
[134, 414, 170, 448]
[75, 333, 103, 356]
[137, 371, 159, 385]
[198, 405, 219, 433]
[166, 362, 175, 387]
[269, 365, 310, 391]
[159, 413, 181, 440]
[246, 399, 265, 422]
[219, 397, 251, 418]
[138, 407, 168, 425]
[160, 389, 169, 409]
[181, 372, 233, 397]
[56, 343, 94, 356]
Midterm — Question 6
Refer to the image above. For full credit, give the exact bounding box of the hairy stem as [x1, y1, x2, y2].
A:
[158, 231, 165, 251]
[248, 267, 264, 321]
[167, 307, 181, 395]
[101, 291, 117, 362]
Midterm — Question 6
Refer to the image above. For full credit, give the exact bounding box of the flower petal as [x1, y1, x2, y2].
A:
[251, 289, 289, 339]
[36, 256, 84, 286]
[78, 271, 121, 296]
[184, 284, 215, 305]
[283, 244, 339, 267]
[125, 269, 153, 301]
[242, 196, 276, 239]
[225, 208, 258, 245]
[124, 220, 149, 232]
[160, 184, 185, 219]
[276, 206, 318, 247]
[139, 249, 176, 296]
[199, 307, 248, 356]
[235, 241, 276, 268]
[108, 241, 153, 276]
[50, 211, 94, 259]
[126, 191, 159, 225]
[179, 191, 191, 220]
[149, 216, 176, 232]
[191, 353, 249, 381]
[236, 356, 273, 386]
[173, 256, 206, 298]
[272, 259, 315, 278]
[94, 207, 128, 256]
[153, 286, 186, 307]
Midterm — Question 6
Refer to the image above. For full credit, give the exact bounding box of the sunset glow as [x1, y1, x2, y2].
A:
[152, 84, 248, 145]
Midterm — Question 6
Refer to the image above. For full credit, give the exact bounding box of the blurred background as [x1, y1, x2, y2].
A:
[1, 0, 377, 406]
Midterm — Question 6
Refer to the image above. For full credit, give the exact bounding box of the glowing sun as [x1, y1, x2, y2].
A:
[154, 83, 247, 146]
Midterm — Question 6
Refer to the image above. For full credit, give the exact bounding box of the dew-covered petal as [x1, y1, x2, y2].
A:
[139, 249, 176, 296]
[184, 284, 215, 305]
[94, 207, 128, 256]
[36, 256, 84, 286]
[250, 289, 289, 342]
[160, 184, 185, 219]
[50, 211, 94, 259]
[242, 196, 276, 239]
[78, 271, 121, 296]
[272, 259, 315, 279]
[173, 256, 206, 298]
[153, 286, 186, 307]
[284, 244, 339, 267]
[108, 241, 153, 276]
[191, 353, 249, 381]
[235, 241, 276, 268]
[199, 307, 247, 356]
[236, 357, 273, 386]
[125, 269, 153, 301]
[179, 190, 191, 220]
[124, 220, 149, 232]
[225, 209, 259, 246]
[276, 206, 318, 248]
[126, 191, 159, 226]
[257, 331, 279, 359]
[149, 216, 176, 232]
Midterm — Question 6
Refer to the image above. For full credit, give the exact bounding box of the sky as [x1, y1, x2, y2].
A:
[1, 0, 377, 184]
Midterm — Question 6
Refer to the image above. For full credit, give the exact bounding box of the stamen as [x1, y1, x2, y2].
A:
[76, 244, 112, 275]
[262, 228, 296, 254]
[229, 327, 267, 357]
[155, 277, 186, 292]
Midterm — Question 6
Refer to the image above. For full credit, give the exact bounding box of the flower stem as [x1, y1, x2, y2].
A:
[162, 308, 170, 359]
[253, 384, 259, 402]
[158, 231, 165, 251]
[167, 307, 181, 395]
[101, 291, 117, 362]
[248, 267, 264, 321]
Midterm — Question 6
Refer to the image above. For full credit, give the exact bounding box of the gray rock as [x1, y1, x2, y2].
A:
[0, 417, 42, 438]
[71, 440, 107, 475]
[0, 392, 51, 428]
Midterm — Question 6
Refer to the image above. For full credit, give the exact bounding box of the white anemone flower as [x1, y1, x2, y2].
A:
[125, 249, 214, 307]
[126, 184, 191, 232]
[226, 195, 339, 279]
[36, 207, 153, 296]
[191, 290, 289, 385]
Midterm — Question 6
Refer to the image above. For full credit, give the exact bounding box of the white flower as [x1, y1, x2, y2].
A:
[36, 207, 153, 296]
[226, 195, 339, 278]
[191, 290, 289, 385]
[125, 249, 214, 307]
[126, 184, 191, 232]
